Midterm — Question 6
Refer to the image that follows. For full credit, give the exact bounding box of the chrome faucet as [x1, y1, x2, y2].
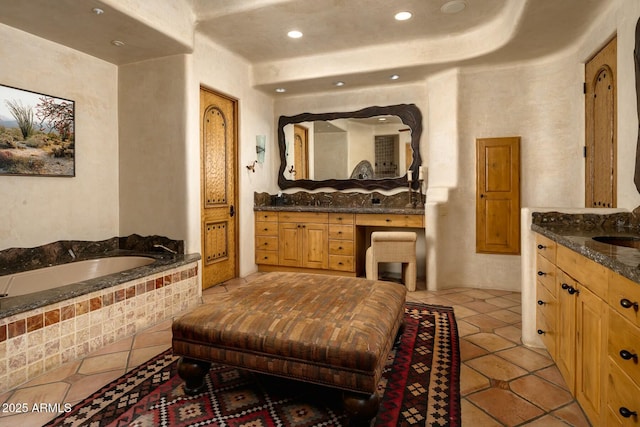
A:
[153, 244, 177, 254]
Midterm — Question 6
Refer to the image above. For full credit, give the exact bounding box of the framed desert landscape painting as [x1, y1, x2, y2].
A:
[0, 84, 75, 177]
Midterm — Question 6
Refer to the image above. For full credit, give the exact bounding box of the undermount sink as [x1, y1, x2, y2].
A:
[592, 235, 640, 249]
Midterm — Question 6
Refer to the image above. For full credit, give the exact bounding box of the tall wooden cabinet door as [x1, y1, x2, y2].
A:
[278, 223, 303, 267]
[476, 137, 520, 254]
[302, 224, 328, 269]
[200, 87, 238, 289]
[576, 286, 607, 425]
[585, 36, 617, 208]
[557, 270, 577, 394]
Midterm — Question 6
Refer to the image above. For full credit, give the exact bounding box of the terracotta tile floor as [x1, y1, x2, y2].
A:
[0, 273, 591, 426]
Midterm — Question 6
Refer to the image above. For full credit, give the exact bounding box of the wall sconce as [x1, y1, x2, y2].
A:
[247, 135, 267, 173]
[256, 135, 266, 164]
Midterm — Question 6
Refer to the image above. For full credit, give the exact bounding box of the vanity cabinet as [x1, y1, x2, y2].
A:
[535, 235, 608, 425]
[255, 209, 423, 276]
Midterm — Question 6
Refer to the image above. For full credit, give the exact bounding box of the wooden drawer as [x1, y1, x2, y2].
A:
[557, 245, 608, 300]
[255, 221, 278, 236]
[536, 306, 557, 359]
[329, 255, 354, 272]
[609, 270, 640, 329]
[536, 280, 558, 358]
[255, 236, 278, 251]
[356, 213, 424, 228]
[329, 224, 354, 240]
[255, 250, 278, 265]
[255, 211, 278, 222]
[606, 360, 640, 426]
[535, 233, 557, 263]
[609, 308, 640, 385]
[329, 240, 354, 256]
[536, 254, 557, 297]
[329, 213, 354, 225]
[278, 211, 328, 223]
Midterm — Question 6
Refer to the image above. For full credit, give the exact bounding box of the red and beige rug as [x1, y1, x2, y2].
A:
[46, 303, 461, 427]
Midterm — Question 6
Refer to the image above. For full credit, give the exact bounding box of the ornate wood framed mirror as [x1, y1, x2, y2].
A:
[277, 104, 422, 191]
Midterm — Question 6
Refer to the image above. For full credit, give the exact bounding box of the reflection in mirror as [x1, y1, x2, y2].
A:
[278, 104, 422, 191]
[283, 116, 411, 181]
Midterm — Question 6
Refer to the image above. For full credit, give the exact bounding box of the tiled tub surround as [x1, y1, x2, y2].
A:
[254, 190, 425, 213]
[0, 236, 201, 393]
[0, 262, 200, 393]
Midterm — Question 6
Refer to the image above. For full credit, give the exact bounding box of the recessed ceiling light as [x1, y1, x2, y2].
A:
[111, 40, 125, 47]
[334, 81, 345, 87]
[287, 30, 303, 39]
[390, 74, 400, 80]
[394, 11, 412, 21]
[441, 0, 466, 14]
[275, 88, 286, 93]
[92, 7, 104, 15]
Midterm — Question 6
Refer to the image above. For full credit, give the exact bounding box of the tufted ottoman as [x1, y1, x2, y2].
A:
[172, 271, 406, 424]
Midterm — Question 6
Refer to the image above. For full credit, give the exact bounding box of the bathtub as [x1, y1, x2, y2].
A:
[0, 256, 155, 298]
[0, 252, 201, 394]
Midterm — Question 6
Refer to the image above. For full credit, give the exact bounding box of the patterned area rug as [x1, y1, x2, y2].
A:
[46, 303, 460, 427]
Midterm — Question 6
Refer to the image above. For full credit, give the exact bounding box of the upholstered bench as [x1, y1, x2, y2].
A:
[171, 271, 406, 424]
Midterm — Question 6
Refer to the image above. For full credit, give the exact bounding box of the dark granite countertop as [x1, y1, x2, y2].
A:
[531, 212, 640, 284]
[254, 205, 425, 215]
[0, 251, 201, 319]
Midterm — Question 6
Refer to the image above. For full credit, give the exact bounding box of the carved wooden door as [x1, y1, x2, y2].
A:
[200, 87, 238, 289]
[585, 36, 617, 208]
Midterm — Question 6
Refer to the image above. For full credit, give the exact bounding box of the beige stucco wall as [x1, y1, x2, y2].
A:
[118, 55, 190, 243]
[0, 24, 119, 250]
[191, 33, 276, 276]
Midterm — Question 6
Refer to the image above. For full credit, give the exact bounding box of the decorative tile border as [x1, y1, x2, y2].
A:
[0, 262, 200, 393]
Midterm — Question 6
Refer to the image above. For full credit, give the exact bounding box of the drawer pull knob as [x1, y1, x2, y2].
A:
[537, 329, 545, 335]
[619, 407, 637, 418]
[561, 283, 569, 290]
[620, 298, 639, 310]
[567, 286, 579, 295]
[537, 271, 547, 276]
[537, 300, 546, 306]
[537, 244, 546, 250]
[620, 350, 638, 362]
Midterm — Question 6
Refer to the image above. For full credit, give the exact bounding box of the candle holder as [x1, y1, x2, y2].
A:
[418, 179, 425, 206]
[406, 179, 415, 208]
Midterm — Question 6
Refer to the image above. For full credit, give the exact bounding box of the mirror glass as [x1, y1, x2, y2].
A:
[277, 104, 422, 191]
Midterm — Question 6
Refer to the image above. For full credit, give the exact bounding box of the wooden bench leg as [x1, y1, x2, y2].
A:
[177, 356, 211, 395]
[343, 391, 379, 426]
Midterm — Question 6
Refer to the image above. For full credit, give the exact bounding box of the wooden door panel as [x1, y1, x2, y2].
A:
[484, 199, 511, 247]
[200, 87, 237, 288]
[303, 224, 328, 268]
[279, 223, 302, 266]
[204, 221, 228, 264]
[557, 271, 576, 393]
[476, 137, 520, 254]
[576, 287, 606, 424]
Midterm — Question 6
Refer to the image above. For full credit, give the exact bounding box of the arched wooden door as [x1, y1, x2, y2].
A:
[585, 36, 617, 208]
[200, 87, 238, 289]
